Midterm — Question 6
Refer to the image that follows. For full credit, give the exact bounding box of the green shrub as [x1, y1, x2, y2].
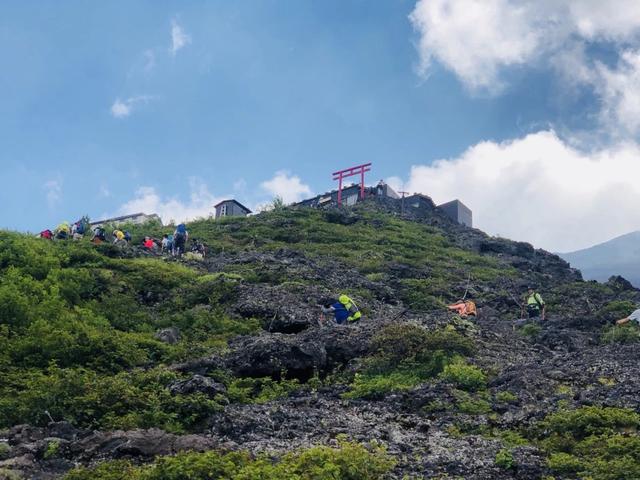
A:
[0, 366, 222, 432]
[439, 360, 486, 392]
[540, 406, 640, 440]
[495, 448, 515, 469]
[519, 323, 541, 337]
[602, 324, 640, 344]
[43, 440, 60, 459]
[0, 442, 9, 459]
[535, 407, 640, 479]
[547, 452, 582, 474]
[342, 371, 421, 400]
[454, 391, 492, 415]
[227, 377, 301, 404]
[495, 391, 518, 404]
[63, 438, 395, 480]
[597, 300, 637, 323]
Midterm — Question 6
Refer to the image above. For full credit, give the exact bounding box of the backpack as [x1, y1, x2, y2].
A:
[176, 224, 187, 234]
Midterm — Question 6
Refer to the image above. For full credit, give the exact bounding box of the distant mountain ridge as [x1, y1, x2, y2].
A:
[560, 231, 640, 287]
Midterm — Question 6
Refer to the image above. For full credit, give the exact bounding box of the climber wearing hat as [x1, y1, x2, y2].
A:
[523, 286, 545, 320]
[320, 294, 361, 325]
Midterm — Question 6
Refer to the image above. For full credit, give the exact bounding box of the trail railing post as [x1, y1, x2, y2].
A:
[332, 163, 372, 206]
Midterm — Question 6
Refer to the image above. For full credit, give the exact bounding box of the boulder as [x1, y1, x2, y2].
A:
[169, 375, 226, 398]
[155, 327, 181, 344]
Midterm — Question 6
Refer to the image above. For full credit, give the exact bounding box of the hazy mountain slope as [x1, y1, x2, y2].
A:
[560, 231, 640, 286]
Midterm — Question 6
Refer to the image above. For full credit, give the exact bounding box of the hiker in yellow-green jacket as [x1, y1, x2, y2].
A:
[522, 286, 546, 320]
[321, 294, 362, 325]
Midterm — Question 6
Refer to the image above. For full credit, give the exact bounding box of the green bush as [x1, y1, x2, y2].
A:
[63, 438, 395, 480]
[602, 324, 640, 344]
[495, 391, 518, 404]
[343, 325, 476, 399]
[535, 406, 640, 479]
[227, 376, 301, 404]
[454, 391, 492, 415]
[342, 371, 421, 400]
[540, 406, 640, 440]
[597, 300, 638, 323]
[519, 323, 541, 337]
[439, 360, 486, 392]
[0, 366, 222, 432]
[495, 448, 515, 469]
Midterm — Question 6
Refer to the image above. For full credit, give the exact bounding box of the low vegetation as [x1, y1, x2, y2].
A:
[63, 438, 395, 480]
[343, 323, 478, 399]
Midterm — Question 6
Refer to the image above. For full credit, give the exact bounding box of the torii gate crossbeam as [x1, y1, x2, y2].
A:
[332, 163, 372, 206]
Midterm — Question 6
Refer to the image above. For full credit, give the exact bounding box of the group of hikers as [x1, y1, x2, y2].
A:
[38, 220, 206, 259]
[37, 220, 640, 329]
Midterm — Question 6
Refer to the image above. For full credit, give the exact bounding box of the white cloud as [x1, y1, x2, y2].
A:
[594, 50, 640, 136]
[260, 171, 312, 204]
[117, 178, 221, 224]
[169, 19, 191, 56]
[392, 130, 640, 252]
[409, 0, 540, 91]
[110, 95, 154, 118]
[409, 0, 640, 96]
[44, 177, 62, 208]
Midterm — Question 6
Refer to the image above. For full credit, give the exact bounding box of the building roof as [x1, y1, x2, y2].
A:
[89, 212, 159, 225]
[438, 199, 471, 211]
[214, 199, 252, 213]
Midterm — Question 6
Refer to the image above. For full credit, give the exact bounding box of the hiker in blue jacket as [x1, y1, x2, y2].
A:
[321, 295, 361, 325]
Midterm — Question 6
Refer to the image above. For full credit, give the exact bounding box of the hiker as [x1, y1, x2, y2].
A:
[91, 226, 106, 244]
[616, 307, 640, 326]
[173, 223, 188, 257]
[38, 229, 53, 240]
[55, 222, 70, 240]
[112, 229, 126, 246]
[161, 234, 173, 254]
[142, 236, 156, 250]
[124, 231, 132, 244]
[190, 238, 206, 258]
[71, 219, 86, 240]
[448, 299, 477, 317]
[523, 286, 545, 320]
[321, 295, 361, 325]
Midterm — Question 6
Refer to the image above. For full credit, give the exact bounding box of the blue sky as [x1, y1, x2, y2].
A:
[2, 1, 640, 252]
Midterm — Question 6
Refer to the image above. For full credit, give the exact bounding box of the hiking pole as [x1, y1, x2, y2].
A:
[391, 308, 408, 322]
[462, 272, 472, 300]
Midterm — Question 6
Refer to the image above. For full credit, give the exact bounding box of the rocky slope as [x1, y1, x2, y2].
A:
[1, 199, 640, 479]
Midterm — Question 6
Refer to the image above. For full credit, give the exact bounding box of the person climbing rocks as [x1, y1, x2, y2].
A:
[173, 223, 188, 257]
[55, 222, 70, 240]
[321, 294, 361, 325]
[448, 299, 477, 317]
[523, 286, 545, 320]
[161, 234, 172, 254]
[615, 307, 640, 326]
[124, 231, 132, 244]
[112, 229, 126, 246]
[38, 229, 53, 240]
[142, 236, 155, 250]
[91, 226, 106, 244]
[190, 238, 206, 258]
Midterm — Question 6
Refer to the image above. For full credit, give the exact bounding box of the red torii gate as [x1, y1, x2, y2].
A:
[332, 163, 372, 206]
